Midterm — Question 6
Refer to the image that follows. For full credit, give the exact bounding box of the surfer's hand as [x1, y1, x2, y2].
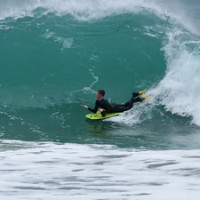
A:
[81, 105, 88, 109]
[100, 109, 106, 117]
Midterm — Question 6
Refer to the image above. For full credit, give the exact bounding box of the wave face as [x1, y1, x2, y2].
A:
[0, 0, 200, 147]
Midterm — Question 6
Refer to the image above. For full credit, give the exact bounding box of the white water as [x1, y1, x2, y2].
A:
[0, 140, 200, 200]
[152, 29, 200, 126]
[0, 0, 199, 34]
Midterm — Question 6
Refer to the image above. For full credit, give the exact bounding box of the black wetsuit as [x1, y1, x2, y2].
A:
[88, 92, 144, 116]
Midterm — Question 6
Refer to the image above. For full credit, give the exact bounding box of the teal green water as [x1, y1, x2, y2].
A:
[0, 0, 200, 150]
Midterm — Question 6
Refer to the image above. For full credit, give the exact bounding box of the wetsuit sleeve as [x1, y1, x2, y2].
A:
[88, 101, 99, 113]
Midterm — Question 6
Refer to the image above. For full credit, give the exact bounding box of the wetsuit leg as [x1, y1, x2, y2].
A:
[134, 96, 145, 103]
[124, 98, 135, 109]
[111, 105, 129, 112]
[112, 96, 144, 112]
[111, 99, 134, 112]
[122, 101, 130, 107]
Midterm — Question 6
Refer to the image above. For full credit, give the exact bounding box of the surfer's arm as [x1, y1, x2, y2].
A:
[88, 101, 99, 113]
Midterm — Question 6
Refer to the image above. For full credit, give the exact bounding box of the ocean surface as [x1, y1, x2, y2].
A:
[0, 0, 200, 199]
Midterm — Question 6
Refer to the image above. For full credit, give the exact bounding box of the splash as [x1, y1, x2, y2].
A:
[0, 0, 199, 34]
[152, 29, 200, 126]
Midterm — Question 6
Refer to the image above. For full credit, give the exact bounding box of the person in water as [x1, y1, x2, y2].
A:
[82, 89, 146, 116]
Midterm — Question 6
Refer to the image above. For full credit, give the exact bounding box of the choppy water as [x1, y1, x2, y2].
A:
[0, 0, 200, 199]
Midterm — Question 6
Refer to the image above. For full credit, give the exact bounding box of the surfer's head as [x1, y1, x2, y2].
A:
[97, 90, 105, 100]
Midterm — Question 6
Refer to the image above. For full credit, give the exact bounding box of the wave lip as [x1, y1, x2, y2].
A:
[151, 29, 200, 126]
[0, 0, 199, 34]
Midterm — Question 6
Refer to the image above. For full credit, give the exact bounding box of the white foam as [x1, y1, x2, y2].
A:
[151, 29, 200, 126]
[42, 30, 74, 49]
[0, 0, 199, 34]
[81, 68, 99, 94]
[0, 140, 200, 200]
[106, 102, 153, 125]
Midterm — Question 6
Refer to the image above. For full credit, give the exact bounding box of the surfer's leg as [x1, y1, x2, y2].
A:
[122, 96, 144, 110]
[112, 92, 144, 112]
[123, 92, 145, 108]
[112, 100, 135, 112]
[134, 97, 145, 103]
[112, 104, 128, 112]
[112, 106, 128, 112]
[125, 98, 135, 110]
[132, 92, 140, 98]
[122, 101, 130, 107]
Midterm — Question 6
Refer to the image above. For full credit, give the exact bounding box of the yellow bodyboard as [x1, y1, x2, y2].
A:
[86, 111, 122, 120]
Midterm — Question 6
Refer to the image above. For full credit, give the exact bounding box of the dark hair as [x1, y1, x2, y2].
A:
[97, 90, 105, 96]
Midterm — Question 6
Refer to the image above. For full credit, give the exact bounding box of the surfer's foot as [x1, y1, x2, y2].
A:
[139, 90, 147, 95]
